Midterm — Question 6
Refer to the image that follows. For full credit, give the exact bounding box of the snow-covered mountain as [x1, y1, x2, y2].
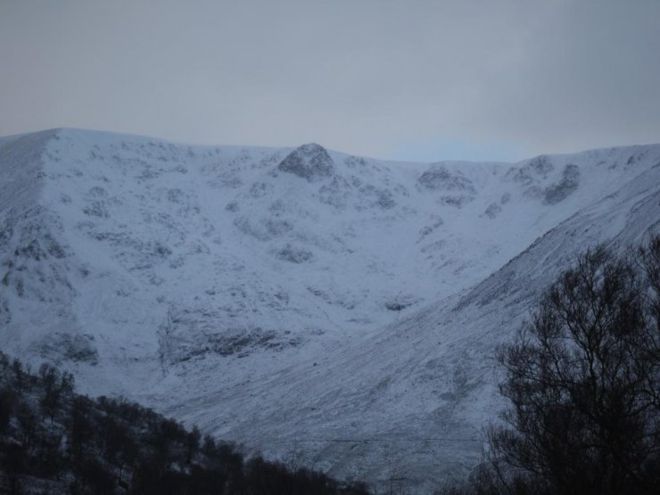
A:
[1, 128, 659, 492]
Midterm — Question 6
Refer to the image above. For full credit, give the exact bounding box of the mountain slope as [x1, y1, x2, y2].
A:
[1, 128, 659, 492]
[166, 153, 660, 493]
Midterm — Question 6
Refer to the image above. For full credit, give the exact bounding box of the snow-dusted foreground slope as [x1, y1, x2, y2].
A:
[1, 128, 659, 492]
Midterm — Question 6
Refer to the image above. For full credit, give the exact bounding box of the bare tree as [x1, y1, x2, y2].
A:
[487, 241, 660, 495]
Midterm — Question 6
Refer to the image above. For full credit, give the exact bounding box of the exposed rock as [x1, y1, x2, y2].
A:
[418, 166, 475, 193]
[384, 294, 417, 311]
[529, 155, 554, 176]
[159, 306, 301, 363]
[276, 244, 313, 263]
[277, 143, 334, 181]
[544, 164, 580, 204]
[32, 332, 99, 365]
[484, 202, 502, 219]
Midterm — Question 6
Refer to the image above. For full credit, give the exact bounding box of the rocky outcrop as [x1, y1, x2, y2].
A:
[277, 143, 335, 181]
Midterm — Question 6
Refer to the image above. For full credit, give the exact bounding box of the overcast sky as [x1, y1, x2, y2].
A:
[1, 0, 659, 162]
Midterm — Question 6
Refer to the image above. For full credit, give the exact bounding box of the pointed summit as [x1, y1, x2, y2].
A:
[277, 143, 334, 181]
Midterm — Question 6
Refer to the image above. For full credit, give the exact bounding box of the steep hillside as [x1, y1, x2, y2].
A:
[1, 128, 659, 492]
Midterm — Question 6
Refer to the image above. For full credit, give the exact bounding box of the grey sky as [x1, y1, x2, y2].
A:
[1, 0, 659, 162]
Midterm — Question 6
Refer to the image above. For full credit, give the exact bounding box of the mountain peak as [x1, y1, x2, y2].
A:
[4, 129, 660, 492]
[277, 143, 334, 181]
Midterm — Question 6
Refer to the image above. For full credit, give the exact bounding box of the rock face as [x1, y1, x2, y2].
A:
[544, 164, 580, 204]
[417, 165, 475, 193]
[277, 143, 335, 180]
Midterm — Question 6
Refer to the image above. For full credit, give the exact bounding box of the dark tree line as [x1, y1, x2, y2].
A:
[0, 354, 369, 494]
[440, 237, 660, 495]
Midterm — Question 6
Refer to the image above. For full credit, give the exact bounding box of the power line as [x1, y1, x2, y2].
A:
[248, 436, 482, 443]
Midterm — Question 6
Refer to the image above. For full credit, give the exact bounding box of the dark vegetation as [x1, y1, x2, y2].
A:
[439, 237, 660, 494]
[0, 354, 369, 494]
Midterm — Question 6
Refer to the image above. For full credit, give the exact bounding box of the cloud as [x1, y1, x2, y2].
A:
[1, 0, 659, 161]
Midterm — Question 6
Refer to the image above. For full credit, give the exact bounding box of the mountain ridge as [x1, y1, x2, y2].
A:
[1, 128, 660, 492]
